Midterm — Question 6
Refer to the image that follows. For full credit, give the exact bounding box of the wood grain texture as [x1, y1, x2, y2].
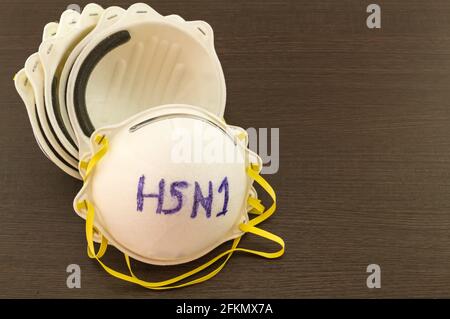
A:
[2, 0, 450, 298]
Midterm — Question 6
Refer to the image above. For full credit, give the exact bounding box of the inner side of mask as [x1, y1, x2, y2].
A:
[73, 22, 226, 140]
[60, 6, 126, 151]
[40, 4, 104, 159]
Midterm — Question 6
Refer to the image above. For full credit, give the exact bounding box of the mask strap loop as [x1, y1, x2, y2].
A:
[79, 160, 89, 172]
[248, 197, 264, 215]
[82, 199, 244, 289]
[76, 201, 108, 259]
[79, 136, 284, 289]
[78, 134, 108, 180]
[235, 165, 285, 259]
[87, 231, 108, 258]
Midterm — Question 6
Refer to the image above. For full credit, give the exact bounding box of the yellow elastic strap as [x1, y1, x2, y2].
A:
[83, 135, 108, 179]
[80, 136, 284, 289]
[237, 131, 247, 141]
[123, 237, 242, 289]
[79, 160, 88, 171]
[83, 199, 247, 289]
[76, 201, 108, 259]
[87, 234, 108, 259]
[238, 223, 285, 259]
[246, 166, 276, 227]
[248, 197, 264, 215]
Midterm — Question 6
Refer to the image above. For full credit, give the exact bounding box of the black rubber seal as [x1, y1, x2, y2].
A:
[51, 76, 78, 149]
[73, 30, 131, 137]
[42, 88, 78, 163]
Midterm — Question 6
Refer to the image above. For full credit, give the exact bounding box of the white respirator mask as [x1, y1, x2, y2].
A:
[66, 3, 226, 161]
[14, 2, 284, 290]
[74, 104, 284, 289]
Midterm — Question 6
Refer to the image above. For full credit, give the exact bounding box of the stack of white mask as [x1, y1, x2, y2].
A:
[15, 3, 284, 290]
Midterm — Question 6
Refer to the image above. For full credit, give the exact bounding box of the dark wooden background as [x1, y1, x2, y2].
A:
[2, 0, 450, 298]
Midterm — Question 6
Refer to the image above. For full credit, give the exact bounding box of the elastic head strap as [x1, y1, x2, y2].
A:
[248, 196, 264, 215]
[79, 134, 108, 180]
[76, 201, 108, 259]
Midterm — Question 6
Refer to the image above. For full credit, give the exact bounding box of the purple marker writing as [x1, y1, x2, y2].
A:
[136, 175, 230, 218]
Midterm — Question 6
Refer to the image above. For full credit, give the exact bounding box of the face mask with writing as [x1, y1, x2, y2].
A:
[75, 104, 284, 289]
